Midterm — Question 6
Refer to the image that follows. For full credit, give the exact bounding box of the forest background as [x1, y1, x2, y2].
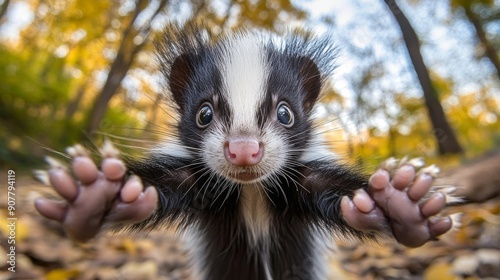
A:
[0, 0, 499, 170]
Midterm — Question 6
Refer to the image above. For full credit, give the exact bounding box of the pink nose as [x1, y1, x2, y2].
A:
[224, 138, 264, 166]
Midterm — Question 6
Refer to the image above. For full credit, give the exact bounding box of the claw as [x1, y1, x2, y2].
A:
[99, 139, 120, 158]
[449, 213, 463, 229]
[431, 185, 462, 204]
[45, 156, 68, 170]
[33, 170, 51, 186]
[408, 157, 425, 169]
[418, 164, 440, 177]
[66, 144, 89, 158]
[381, 157, 398, 171]
[398, 156, 409, 166]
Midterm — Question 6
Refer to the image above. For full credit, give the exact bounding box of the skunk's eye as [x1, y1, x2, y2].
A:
[277, 102, 294, 127]
[196, 103, 213, 128]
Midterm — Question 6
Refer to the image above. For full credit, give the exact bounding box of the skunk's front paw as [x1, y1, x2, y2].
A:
[341, 158, 454, 247]
[34, 140, 158, 242]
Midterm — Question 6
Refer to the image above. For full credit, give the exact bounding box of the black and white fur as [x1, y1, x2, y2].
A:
[127, 26, 372, 280]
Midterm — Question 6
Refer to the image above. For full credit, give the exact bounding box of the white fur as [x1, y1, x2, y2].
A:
[183, 185, 273, 280]
[240, 184, 273, 279]
[182, 226, 209, 280]
[211, 34, 291, 250]
[240, 183, 272, 246]
[194, 33, 334, 279]
[154, 136, 193, 159]
[221, 33, 267, 131]
[299, 133, 337, 163]
[206, 33, 289, 185]
[200, 34, 283, 279]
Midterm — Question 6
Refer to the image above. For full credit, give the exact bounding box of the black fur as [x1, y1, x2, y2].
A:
[127, 26, 370, 280]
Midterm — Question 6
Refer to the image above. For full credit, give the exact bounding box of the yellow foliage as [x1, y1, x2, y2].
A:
[0, 212, 29, 242]
[122, 237, 138, 256]
[46, 269, 80, 280]
[424, 262, 456, 280]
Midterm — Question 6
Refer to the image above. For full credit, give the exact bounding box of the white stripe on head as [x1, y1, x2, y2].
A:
[220, 33, 268, 132]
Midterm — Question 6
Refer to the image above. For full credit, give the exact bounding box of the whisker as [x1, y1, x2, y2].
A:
[258, 182, 277, 207]
[179, 167, 212, 198]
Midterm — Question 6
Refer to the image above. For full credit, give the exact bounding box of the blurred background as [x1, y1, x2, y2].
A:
[0, 0, 499, 279]
[1, 0, 499, 168]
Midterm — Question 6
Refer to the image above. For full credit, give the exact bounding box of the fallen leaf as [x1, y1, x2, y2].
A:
[424, 262, 455, 280]
[118, 260, 159, 280]
[452, 254, 479, 276]
[46, 268, 80, 280]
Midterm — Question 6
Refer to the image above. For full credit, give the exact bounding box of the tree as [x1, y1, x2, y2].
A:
[450, 0, 500, 81]
[85, 0, 169, 134]
[383, 0, 463, 155]
[0, 0, 9, 22]
[85, 0, 305, 134]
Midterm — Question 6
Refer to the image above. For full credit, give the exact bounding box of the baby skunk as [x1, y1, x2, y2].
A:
[133, 27, 363, 279]
[35, 25, 455, 280]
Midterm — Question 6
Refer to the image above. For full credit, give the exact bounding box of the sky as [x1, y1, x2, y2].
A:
[0, 1, 33, 41]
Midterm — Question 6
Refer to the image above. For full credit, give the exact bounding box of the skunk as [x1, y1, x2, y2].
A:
[35, 25, 454, 280]
[128, 27, 368, 279]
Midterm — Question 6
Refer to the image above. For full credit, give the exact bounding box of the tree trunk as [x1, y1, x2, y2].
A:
[65, 83, 87, 119]
[0, 0, 10, 22]
[388, 127, 396, 157]
[463, 6, 500, 81]
[383, 0, 463, 155]
[144, 93, 164, 135]
[85, 0, 169, 135]
[436, 149, 500, 202]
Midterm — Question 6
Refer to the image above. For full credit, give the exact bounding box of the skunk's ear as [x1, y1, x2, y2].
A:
[170, 53, 194, 110]
[297, 56, 321, 113]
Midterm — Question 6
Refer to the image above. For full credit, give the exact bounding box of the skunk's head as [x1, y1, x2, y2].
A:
[157, 27, 336, 185]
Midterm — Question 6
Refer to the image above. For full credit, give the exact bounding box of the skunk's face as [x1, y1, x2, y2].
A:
[167, 33, 323, 185]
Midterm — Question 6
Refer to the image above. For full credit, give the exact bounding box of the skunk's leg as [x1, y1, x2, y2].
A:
[341, 158, 454, 247]
[34, 141, 158, 242]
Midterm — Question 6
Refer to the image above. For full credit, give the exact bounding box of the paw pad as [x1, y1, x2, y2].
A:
[343, 157, 459, 247]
